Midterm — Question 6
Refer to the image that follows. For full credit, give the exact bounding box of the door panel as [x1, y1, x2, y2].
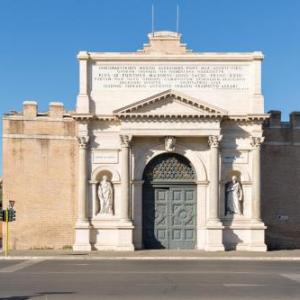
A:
[169, 186, 196, 249]
[143, 185, 196, 249]
[143, 187, 169, 249]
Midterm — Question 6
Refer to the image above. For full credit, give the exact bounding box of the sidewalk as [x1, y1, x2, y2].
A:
[1, 249, 300, 260]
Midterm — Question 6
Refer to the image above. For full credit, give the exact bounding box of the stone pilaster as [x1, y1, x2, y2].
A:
[247, 136, 267, 251]
[208, 135, 222, 223]
[73, 135, 91, 251]
[77, 136, 89, 223]
[205, 135, 224, 251]
[250, 136, 265, 221]
[120, 135, 132, 222]
[76, 51, 90, 113]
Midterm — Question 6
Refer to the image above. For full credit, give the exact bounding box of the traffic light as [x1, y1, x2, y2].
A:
[1, 210, 6, 221]
[0, 209, 16, 222]
[12, 210, 16, 221]
[7, 209, 16, 222]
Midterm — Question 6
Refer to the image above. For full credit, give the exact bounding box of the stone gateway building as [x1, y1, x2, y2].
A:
[3, 32, 300, 251]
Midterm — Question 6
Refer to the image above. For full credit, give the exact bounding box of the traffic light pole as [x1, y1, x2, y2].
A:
[5, 208, 9, 256]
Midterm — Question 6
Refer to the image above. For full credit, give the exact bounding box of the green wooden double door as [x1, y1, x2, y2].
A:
[143, 184, 197, 249]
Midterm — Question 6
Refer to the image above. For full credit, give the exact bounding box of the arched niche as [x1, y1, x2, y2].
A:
[90, 166, 121, 219]
[227, 170, 242, 181]
[134, 143, 207, 182]
[91, 166, 121, 183]
[223, 167, 251, 183]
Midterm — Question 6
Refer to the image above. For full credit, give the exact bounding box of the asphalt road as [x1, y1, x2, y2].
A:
[0, 259, 299, 299]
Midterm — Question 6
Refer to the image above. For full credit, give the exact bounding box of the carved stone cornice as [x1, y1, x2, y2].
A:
[77, 136, 90, 148]
[116, 114, 224, 120]
[250, 136, 265, 149]
[71, 113, 93, 121]
[208, 135, 222, 148]
[120, 135, 132, 148]
[225, 114, 270, 123]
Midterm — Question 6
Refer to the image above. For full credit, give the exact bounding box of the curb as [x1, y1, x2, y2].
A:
[0, 256, 300, 261]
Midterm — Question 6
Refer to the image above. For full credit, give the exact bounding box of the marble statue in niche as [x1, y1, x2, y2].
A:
[165, 136, 176, 152]
[225, 175, 243, 215]
[97, 175, 113, 215]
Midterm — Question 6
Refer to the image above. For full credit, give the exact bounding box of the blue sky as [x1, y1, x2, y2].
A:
[0, 0, 300, 171]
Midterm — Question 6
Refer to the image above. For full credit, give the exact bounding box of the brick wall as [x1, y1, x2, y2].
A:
[2, 102, 78, 249]
[262, 111, 300, 249]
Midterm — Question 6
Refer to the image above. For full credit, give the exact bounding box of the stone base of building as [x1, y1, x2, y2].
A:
[223, 220, 267, 251]
[204, 222, 225, 251]
[73, 222, 92, 251]
[91, 220, 135, 251]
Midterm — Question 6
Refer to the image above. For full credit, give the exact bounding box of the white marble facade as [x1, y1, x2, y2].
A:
[73, 32, 267, 251]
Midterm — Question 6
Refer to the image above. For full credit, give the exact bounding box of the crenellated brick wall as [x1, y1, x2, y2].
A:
[2, 101, 78, 249]
[262, 111, 300, 249]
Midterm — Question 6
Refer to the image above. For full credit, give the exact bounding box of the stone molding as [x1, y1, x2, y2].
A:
[3, 134, 75, 140]
[87, 52, 264, 61]
[77, 51, 90, 60]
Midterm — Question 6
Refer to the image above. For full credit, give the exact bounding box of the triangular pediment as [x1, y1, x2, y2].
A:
[113, 90, 227, 117]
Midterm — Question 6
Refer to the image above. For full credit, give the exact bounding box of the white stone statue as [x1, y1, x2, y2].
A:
[225, 175, 243, 215]
[97, 175, 113, 215]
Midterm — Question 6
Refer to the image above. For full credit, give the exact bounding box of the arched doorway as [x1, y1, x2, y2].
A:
[142, 153, 197, 249]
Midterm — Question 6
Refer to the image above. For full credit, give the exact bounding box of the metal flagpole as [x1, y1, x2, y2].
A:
[152, 4, 155, 36]
[176, 5, 180, 34]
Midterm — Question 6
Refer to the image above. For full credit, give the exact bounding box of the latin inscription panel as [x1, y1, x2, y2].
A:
[92, 150, 119, 164]
[222, 151, 248, 164]
[92, 64, 250, 91]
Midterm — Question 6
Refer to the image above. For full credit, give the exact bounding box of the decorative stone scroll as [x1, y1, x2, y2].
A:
[208, 135, 222, 148]
[165, 136, 176, 152]
[250, 136, 265, 148]
[120, 135, 132, 147]
[77, 136, 89, 148]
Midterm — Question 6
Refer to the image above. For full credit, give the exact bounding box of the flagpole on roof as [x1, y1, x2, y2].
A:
[176, 5, 180, 34]
[152, 4, 155, 36]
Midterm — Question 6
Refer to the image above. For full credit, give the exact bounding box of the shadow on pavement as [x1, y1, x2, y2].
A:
[0, 291, 74, 299]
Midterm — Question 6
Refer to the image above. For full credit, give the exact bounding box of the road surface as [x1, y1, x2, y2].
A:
[0, 259, 299, 299]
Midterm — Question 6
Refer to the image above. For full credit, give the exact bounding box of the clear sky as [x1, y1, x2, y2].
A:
[1, 0, 300, 172]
